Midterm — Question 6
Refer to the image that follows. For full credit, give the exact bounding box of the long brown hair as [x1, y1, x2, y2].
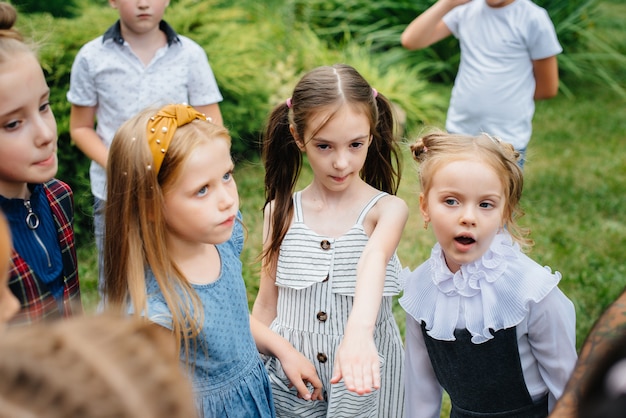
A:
[104, 106, 232, 360]
[261, 64, 402, 269]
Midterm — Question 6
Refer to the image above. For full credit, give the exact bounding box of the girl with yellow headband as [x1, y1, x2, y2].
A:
[104, 103, 322, 417]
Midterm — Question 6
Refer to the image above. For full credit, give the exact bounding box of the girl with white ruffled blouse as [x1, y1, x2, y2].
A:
[400, 131, 576, 418]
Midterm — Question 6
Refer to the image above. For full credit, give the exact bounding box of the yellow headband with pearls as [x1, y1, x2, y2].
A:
[146, 104, 207, 174]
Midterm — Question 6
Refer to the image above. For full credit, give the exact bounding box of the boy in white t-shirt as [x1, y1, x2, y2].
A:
[401, 0, 562, 167]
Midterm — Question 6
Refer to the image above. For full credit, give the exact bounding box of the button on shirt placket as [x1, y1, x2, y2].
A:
[316, 239, 332, 366]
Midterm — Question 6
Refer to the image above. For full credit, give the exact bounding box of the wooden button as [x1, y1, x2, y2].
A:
[316, 311, 328, 322]
[317, 352, 328, 363]
[320, 240, 331, 250]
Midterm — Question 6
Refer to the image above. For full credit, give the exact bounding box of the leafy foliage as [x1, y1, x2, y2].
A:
[11, 0, 79, 17]
[14, 0, 624, 247]
[279, 0, 625, 95]
[16, 0, 447, 244]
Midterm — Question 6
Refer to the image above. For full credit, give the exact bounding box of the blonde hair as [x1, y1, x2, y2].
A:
[104, 105, 233, 360]
[0, 315, 198, 418]
[411, 130, 532, 249]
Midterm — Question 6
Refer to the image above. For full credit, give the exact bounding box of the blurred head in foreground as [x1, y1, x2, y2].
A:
[0, 314, 198, 418]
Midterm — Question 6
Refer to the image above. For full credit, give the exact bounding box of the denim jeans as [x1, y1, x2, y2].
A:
[93, 197, 106, 308]
[517, 147, 527, 170]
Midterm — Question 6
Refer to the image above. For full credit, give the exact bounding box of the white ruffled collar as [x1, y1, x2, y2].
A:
[430, 233, 518, 298]
[400, 232, 561, 343]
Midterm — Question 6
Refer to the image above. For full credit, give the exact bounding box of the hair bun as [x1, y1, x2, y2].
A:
[409, 141, 428, 162]
[0, 2, 20, 39]
[0, 2, 17, 28]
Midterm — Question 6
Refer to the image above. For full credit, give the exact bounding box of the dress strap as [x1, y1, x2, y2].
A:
[356, 192, 388, 226]
[292, 192, 304, 223]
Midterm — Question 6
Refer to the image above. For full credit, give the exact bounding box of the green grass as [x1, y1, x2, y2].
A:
[524, 85, 626, 347]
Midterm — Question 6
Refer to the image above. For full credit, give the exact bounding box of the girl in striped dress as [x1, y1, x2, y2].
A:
[253, 64, 407, 417]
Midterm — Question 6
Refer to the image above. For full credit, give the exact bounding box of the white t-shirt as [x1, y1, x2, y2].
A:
[443, 0, 562, 150]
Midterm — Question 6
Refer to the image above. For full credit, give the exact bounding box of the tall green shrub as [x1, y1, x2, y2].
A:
[17, 0, 446, 244]
[282, 0, 625, 95]
[11, 0, 79, 17]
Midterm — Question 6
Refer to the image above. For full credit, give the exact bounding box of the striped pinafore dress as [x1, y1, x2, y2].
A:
[264, 191, 405, 418]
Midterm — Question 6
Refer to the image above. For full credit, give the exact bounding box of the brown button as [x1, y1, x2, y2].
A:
[316, 311, 328, 322]
[322, 274, 329, 283]
[317, 352, 328, 363]
[320, 240, 331, 250]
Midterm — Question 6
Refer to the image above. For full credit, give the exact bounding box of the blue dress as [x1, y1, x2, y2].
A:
[143, 220, 275, 417]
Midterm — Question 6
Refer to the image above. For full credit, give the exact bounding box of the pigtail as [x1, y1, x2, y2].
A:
[363, 92, 402, 195]
[261, 102, 302, 268]
[260, 64, 404, 265]
[412, 130, 448, 163]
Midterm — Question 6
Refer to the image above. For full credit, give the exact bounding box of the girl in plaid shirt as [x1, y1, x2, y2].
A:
[0, 2, 82, 325]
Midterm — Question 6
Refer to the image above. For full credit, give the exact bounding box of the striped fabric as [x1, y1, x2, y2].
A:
[275, 192, 403, 296]
[8, 179, 82, 325]
[267, 192, 404, 417]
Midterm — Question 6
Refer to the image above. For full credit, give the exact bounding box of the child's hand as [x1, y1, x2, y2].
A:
[280, 348, 324, 401]
[330, 332, 380, 395]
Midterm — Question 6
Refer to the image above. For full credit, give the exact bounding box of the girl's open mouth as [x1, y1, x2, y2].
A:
[455, 236, 475, 245]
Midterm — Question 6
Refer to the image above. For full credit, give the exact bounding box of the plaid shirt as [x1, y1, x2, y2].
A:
[8, 179, 82, 325]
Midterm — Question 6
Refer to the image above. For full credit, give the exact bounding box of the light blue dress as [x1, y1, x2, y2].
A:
[143, 220, 275, 418]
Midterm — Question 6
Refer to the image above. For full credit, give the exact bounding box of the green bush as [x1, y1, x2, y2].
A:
[21, 0, 620, 247]
[17, 0, 446, 245]
[281, 0, 625, 94]
[11, 0, 79, 17]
